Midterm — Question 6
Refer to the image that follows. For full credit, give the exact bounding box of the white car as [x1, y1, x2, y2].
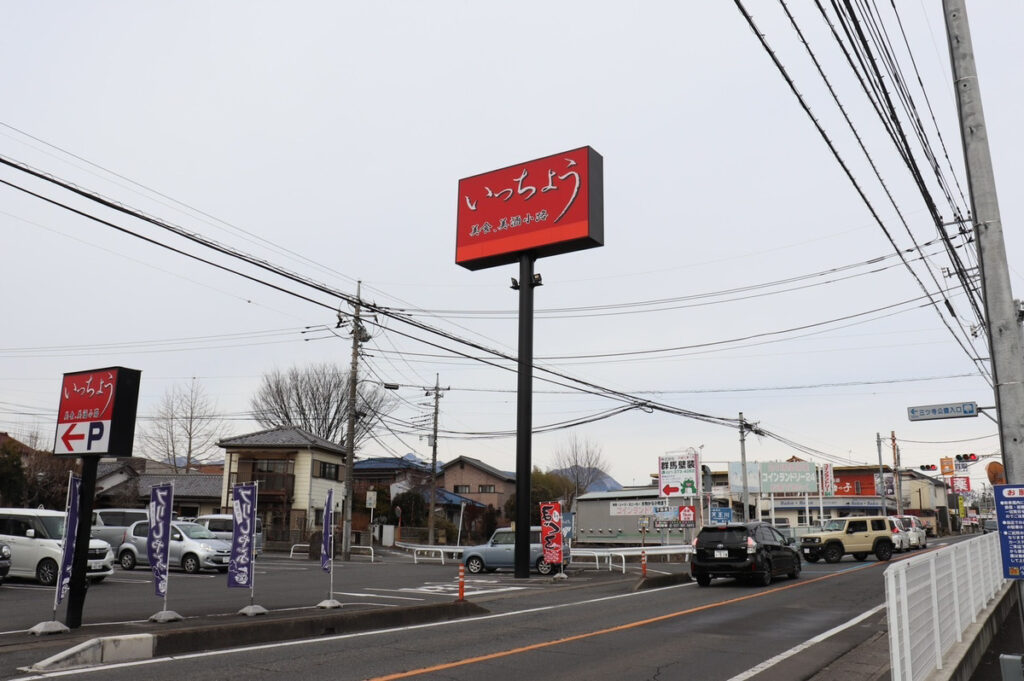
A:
[888, 517, 912, 552]
[0, 508, 114, 585]
[895, 515, 928, 549]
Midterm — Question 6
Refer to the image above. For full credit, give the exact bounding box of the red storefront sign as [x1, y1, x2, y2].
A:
[456, 146, 603, 270]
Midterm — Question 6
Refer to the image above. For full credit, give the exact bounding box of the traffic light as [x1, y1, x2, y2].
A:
[919, 464, 937, 471]
[955, 453, 979, 462]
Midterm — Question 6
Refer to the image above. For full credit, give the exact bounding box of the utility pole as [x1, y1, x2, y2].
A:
[739, 412, 750, 522]
[425, 374, 447, 545]
[945, 0, 1024, 485]
[891, 431, 903, 515]
[342, 281, 364, 561]
[876, 433, 887, 514]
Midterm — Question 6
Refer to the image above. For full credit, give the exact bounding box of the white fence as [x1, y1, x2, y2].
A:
[885, 532, 1005, 681]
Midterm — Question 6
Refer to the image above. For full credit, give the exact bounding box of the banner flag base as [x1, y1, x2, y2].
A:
[238, 604, 268, 617]
[29, 621, 70, 636]
[148, 610, 183, 623]
[316, 599, 342, 609]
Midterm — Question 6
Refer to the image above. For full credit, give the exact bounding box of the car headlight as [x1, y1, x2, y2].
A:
[1, 545, 10, 559]
[803, 537, 819, 544]
[199, 543, 213, 551]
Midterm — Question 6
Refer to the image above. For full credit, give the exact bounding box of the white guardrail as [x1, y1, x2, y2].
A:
[886, 532, 1005, 681]
[571, 545, 692, 574]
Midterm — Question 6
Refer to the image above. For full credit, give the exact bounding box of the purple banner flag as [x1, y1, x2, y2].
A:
[147, 483, 173, 597]
[321, 488, 333, 572]
[228, 483, 257, 588]
[55, 474, 81, 606]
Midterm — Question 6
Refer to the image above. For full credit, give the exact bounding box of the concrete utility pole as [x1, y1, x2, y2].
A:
[342, 281, 363, 561]
[891, 431, 903, 516]
[739, 412, 751, 522]
[944, 0, 1024, 485]
[426, 374, 447, 545]
[876, 433, 887, 514]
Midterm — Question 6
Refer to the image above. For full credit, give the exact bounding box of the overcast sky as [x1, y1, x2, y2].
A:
[3, 2, 1021, 492]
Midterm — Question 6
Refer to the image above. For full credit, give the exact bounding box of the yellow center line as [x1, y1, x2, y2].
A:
[367, 561, 883, 680]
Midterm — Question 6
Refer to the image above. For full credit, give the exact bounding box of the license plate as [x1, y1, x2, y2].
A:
[89, 561, 104, 570]
[803, 548, 810, 554]
[714, 550, 728, 558]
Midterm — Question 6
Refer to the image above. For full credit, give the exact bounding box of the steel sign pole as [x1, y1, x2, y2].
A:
[514, 254, 535, 579]
[739, 413, 750, 522]
[65, 455, 98, 629]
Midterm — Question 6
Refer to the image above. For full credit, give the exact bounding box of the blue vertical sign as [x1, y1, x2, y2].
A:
[55, 474, 81, 606]
[321, 488, 333, 572]
[228, 483, 257, 588]
[148, 484, 173, 597]
[994, 484, 1024, 579]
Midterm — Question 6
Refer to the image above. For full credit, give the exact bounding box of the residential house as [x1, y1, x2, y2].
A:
[218, 426, 347, 545]
[440, 455, 515, 520]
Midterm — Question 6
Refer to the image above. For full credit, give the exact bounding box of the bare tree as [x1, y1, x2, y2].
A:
[552, 433, 611, 509]
[140, 379, 231, 473]
[249, 362, 394, 445]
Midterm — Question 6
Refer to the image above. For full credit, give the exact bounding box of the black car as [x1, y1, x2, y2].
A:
[691, 522, 801, 587]
[0, 540, 10, 586]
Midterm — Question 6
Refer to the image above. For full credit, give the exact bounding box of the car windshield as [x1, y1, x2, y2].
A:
[699, 528, 748, 544]
[39, 515, 65, 539]
[178, 523, 217, 540]
[823, 519, 846, 532]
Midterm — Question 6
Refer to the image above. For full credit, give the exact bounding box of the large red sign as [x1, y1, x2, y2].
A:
[539, 501, 563, 566]
[55, 367, 141, 457]
[456, 146, 603, 270]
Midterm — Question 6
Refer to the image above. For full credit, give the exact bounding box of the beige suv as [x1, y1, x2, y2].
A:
[799, 516, 895, 563]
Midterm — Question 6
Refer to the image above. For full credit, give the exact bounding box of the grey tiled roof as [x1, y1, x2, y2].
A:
[218, 425, 347, 455]
[136, 473, 223, 499]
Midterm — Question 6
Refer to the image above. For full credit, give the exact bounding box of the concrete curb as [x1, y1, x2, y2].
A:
[24, 600, 489, 673]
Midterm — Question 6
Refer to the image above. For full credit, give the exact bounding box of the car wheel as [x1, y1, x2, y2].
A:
[875, 542, 893, 561]
[465, 556, 484, 574]
[788, 558, 801, 579]
[852, 553, 868, 561]
[182, 554, 201, 574]
[756, 560, 772, 587]
[695, 572, 711, 587]
[536, 558, 553, 575]
[119, 550, 136, 570]
[36, 558, 59, 586]
[823, 543, 843, 563]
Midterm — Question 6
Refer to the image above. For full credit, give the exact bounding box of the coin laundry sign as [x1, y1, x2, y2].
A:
[54, 367, 141, 456]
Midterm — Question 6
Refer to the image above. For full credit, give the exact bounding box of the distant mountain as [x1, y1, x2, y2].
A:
[551, 466, 623, 492]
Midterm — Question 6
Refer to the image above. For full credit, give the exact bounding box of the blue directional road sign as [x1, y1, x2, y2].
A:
[907, 402, 978, 422]
[710, 507, 732, 524]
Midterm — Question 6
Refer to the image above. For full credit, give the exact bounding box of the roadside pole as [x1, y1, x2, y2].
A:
[739, 413, 750, 522]
[342, 282, 362, 562]
[945, 0, 1024, 645]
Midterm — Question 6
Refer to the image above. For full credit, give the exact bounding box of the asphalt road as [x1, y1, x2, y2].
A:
[0, 539, 970, 681]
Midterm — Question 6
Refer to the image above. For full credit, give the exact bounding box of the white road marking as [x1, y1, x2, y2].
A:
[723, 602, 886, 681]
[332, 592, 424, 601]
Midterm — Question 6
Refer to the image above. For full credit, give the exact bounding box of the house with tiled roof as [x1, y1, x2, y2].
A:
[218, 425, 347, 545]
[440, 455, 516, 520]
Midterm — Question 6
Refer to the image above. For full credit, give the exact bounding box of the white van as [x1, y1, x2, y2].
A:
[194, 513, 264, 556]
[0, 508, 115, 584]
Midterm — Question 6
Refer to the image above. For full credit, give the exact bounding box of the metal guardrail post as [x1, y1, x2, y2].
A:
[930, 555, 943, 670]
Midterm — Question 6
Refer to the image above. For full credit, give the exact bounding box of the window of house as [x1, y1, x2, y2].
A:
[453, 485, 470, 494]
[478, 484, 495, 493]
[316, 462, 340, 480]
[854, 481, 862, 494]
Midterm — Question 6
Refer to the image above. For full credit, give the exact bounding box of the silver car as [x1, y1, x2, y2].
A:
[462, 526, 569, 575]
[117, 520, 231, 574]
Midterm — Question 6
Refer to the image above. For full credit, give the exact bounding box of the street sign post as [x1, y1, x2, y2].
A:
[710, 507, 733, 524]
[907, 402, 978, 421]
